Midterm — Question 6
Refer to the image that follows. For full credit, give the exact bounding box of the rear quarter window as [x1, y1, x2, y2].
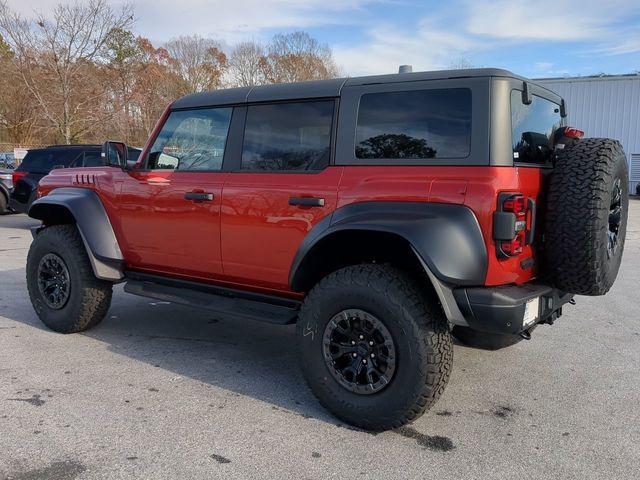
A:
[80, 151, 105, 167]
[511, 91, 564, 165]
[355, 88, 472, 160]
[18, 149, 80, 173]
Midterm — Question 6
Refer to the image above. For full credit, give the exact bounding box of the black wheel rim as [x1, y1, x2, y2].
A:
[322, 309, 396, 395]
[607, 178, 622, 259]
[37, 253, 71, 309]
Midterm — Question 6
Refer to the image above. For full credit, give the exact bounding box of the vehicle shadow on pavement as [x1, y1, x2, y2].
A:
[85, 286, 337, 423]
[0, 214, 40, 230]
[3, 272, 470, 428]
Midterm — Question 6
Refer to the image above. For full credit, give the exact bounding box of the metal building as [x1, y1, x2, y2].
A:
[537, 74, 640, 194]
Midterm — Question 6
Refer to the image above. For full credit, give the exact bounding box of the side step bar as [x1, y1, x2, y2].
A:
[123, 273, 300, 325]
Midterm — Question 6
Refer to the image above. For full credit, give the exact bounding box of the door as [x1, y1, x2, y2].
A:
[115, 106, 233, 280]
[221, 100, 342, 292]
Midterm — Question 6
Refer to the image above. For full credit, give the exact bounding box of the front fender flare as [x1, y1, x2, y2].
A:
[29, 188, 124, 281]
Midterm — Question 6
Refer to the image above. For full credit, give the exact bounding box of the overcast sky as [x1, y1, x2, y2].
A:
[5, 0, 640, 78]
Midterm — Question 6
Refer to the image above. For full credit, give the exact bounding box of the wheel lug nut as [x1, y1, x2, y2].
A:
[351, 340, 356, 345]
[352, 353, 357, 358]
[370, 353, 375, 358]
[369, 341, 374, 346]
[359, 335, 364, 340]
[362, 359, 367, 364]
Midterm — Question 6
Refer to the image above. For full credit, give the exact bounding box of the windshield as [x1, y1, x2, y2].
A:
[511, 91, 564, 165]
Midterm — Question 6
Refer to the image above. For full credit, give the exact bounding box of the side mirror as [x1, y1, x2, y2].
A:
[101, 141, 128, 168]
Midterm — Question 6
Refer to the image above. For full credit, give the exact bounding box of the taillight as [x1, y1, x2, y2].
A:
[493, 193, 534, 258]
[501, 231, 525, 256]
[563, 127, 584, 138]
[12, 171, 27, 184]
[503, 194, 526, 218]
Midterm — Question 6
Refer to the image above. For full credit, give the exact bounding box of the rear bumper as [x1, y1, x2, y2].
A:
[453, 283, 574, 335]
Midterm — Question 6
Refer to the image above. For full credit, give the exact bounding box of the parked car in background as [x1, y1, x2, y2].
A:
[1, 152, 17, 213]
[0, 152, 16, 169]
[9, 144, 140, 214]
[0, 167, 13, 214]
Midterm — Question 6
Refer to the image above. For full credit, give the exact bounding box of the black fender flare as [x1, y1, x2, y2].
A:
[289, 201, 488, 322]
[29, 188, 124, 281]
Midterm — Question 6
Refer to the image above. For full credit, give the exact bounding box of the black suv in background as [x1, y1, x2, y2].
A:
[0, 153, 15, 214]
[10, 144, 140, 213]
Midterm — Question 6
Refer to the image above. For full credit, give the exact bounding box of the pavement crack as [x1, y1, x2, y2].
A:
[7, 394, 46, 406]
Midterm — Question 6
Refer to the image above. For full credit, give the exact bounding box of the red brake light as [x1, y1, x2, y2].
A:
[502, 194, 526, 218]
[12, 171, 27, 184]
[501, 231, 525, 256]
[564, 127, 584, 139]
[495, 193, 530, 258]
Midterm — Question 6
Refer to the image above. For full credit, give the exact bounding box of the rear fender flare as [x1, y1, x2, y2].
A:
[289, 201, 489, 325]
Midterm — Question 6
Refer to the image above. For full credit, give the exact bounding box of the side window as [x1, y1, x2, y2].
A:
[83, 151, 104, 167]
[147, 107, 232, 171]
[511, 91, 564, 165]
[241, 101, 334, 171]
[127, 148, 141, 163]
[355, 88, 472, 160]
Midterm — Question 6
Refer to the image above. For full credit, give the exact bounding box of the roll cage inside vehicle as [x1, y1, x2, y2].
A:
[26, 68, 629, 431]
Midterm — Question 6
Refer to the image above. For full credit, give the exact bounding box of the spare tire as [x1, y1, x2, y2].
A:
[545, 138, 628, 295]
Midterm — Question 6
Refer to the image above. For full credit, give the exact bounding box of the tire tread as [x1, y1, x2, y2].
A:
[298, 264, 452, 431]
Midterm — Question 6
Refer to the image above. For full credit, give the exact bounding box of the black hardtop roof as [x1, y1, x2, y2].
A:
[172, 68, 533, 109]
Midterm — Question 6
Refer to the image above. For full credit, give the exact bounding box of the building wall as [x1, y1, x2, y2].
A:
[537, 75, 640, 194]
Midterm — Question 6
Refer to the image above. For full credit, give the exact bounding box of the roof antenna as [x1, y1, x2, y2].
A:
[398, 65, 413, 74]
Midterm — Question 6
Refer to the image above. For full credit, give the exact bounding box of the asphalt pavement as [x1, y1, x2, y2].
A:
[1, 206, 639, 480]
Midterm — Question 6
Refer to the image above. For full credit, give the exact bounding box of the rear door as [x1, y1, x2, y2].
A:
[220, 100, 342, 292]
[115, 107, 233, 279]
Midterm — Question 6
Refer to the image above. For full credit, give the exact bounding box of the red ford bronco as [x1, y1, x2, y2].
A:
[26, 69, 629, 431]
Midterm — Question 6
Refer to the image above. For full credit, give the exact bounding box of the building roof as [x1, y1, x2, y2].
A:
[535, 73, 640, 83]
[172, 68, 527, 109]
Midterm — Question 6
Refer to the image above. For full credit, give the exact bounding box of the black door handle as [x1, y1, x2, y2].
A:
[289, 196, 325, 207]
[185, 192, 214, 201]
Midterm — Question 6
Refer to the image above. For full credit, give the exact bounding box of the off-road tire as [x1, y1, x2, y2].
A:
[26, 224, 113, 333]
[451, 326, 522, 351]
[297, 264, 453, 431]
[545, 139, 629, 295]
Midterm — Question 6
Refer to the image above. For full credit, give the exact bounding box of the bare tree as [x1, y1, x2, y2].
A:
[166, 35, 227, 94]
[0, 0, 134, 143]
[261, 31, 340, 84]
[0, 34, 40, 144]
[228, 40, 265, 87]
[0, 8, 342, 145]
[132, 37, 182, 141]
